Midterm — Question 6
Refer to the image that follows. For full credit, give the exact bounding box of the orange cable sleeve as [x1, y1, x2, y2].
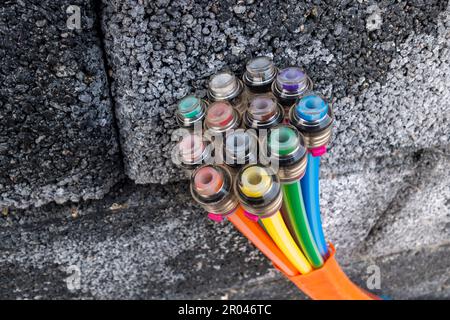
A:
[227, 206, 299, 277]
[224, 207, 377, 299]
[276, 243, 377, 300]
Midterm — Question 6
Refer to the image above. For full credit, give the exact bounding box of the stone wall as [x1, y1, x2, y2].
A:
[0, 0, 449, 299]
[100, 0, 449, 183]
[0, 0, 122, 209]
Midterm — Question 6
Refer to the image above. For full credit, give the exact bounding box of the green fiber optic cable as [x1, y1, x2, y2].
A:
[269, 126, 324, 268]
[282, 181, 323, 268]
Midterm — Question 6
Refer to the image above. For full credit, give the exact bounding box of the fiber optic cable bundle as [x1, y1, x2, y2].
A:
[175, 56, 380, 300]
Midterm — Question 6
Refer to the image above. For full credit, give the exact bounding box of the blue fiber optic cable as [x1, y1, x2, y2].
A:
[301, 153, 329, 258]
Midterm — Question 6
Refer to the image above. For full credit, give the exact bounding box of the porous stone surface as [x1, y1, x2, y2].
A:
[359, 148, 450, 258]
[0, 0, 122, 209]
[328, 17, 450, 176]
[1, 148, 448, 299]
[0, 0, 449, 300]
[100, 0, 449, 184]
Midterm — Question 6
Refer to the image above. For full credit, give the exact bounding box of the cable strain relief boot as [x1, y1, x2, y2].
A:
[207, 213, 225, 222]
[244, 211, 260, 222]
[309, 145, 327, 157]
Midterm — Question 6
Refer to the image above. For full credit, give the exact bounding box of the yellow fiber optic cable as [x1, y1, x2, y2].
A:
[236, 164, 312, 275]
[261, 211, 312, 274]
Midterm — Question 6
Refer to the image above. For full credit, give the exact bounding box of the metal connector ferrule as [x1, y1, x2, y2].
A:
[242, 56, 277, 94]
[224, 130, 258, 168]
[265, 125, 308, 183]
[176, 134, 213, 172]
[204, 101, 241, 136]
[243, 94, 284, 130]
[234, 164, 282, 218]
[208, 71, 244, 102]
[271, 67, 313, 107]
[289, 93, 334, 149]
[190, 165, 239, 217]
[175, 96, 208, 128]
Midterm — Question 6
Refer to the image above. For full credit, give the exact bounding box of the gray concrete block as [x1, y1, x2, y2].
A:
[100, 0, 449, 184]
[1, 0, 448, 300]
[327, 16, 450, 174]
[0, 0, 122, 209]
[359, 149, 450, 257]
